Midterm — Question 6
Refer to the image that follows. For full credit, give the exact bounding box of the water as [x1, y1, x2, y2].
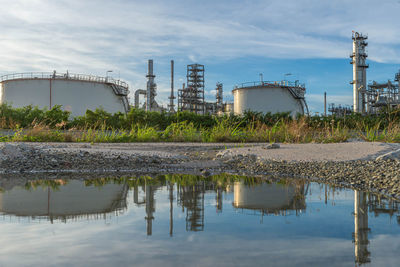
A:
[0, 174, 399, 267]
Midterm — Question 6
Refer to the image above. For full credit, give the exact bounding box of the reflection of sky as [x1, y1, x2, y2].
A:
[0, 182, 399, 266]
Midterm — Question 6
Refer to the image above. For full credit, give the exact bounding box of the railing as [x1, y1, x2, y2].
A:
[234, 80, 306, 90]
[0, 72, 129, 89]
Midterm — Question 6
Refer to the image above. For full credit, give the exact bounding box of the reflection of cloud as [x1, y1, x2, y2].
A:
[0, 221, 357, 267]
[187, 234, 195, 242]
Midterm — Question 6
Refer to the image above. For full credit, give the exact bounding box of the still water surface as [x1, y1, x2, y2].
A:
[0, 175, 399, 267]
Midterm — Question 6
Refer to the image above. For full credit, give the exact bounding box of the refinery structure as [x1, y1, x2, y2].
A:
[329, 31, 400, 116]
[351, 32, 369, 113]
[0, 56, 309, 117]
[3, 31, 400, 117]
[134, 59, 308, 116]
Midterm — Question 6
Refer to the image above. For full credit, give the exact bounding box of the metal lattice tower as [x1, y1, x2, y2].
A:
[178, 64, 205, 114]
[350, 32, 369, 113]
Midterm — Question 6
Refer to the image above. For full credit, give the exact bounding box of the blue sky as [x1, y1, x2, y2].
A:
[1, 0, 400, 113]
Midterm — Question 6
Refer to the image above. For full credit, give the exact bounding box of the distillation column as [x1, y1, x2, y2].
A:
[350, 32, 369, 113]
[146, 59, 157, 112]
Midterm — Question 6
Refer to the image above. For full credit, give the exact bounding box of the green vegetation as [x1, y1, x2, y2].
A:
[1, 103, 400, 143]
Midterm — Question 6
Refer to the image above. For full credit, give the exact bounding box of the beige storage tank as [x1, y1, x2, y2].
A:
[0, 72, 130, 116]
[232, 81, 308, 116]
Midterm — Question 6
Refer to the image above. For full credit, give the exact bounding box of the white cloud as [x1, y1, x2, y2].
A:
[0, 0, 399, 105]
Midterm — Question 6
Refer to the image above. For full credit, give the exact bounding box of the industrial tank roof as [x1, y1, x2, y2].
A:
[232, 80, 309, 116]
[0, 71, 130, 115]
[0, 72, 129, 90]
[232, 80, 306, 97]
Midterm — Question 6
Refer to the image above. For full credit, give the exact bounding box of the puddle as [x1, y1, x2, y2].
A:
[0, 174, 399, 266]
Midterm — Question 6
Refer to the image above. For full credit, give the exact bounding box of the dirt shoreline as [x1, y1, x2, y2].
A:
[1, 141, 400, 200]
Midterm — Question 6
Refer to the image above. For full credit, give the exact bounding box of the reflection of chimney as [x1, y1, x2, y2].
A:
[169, 183, 174, 237]
[216, 187, 223, 213]
[134, 186, 139, 204]
[353, 191, 370, 264]
[145, 184, 155, 236]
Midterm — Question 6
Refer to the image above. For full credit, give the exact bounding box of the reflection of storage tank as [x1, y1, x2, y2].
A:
[232, 81, 308, 116]
[233, 182, 306, 214]
[0, 71, 130, 116]
[0, 180, 128, 221]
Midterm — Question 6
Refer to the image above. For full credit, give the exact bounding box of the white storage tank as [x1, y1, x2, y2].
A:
[0, 72, 130, 116]
[232, 80, 308, 116]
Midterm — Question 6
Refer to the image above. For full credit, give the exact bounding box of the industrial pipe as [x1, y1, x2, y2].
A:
[134, 89, 147, 108]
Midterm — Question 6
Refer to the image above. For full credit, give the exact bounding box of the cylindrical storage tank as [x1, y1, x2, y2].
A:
[232, 82, 307, 116]
[0, 72, 130, 117]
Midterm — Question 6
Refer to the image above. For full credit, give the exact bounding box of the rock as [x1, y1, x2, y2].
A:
[376, 149, 400, 161]
[201, 169, 211, 176]
[264, 143, 280, 149]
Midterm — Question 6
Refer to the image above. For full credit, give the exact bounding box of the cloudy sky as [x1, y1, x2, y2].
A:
[1, 0, 400, 113]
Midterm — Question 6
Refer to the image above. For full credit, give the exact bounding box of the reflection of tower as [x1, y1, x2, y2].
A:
[145, 184, 155, 236]
[169, 183, 174, 237]
[353, 191, 370, 265]
[178, 183, 205, 232]
[216, 187, 223, 213]
[133, 185, 145, 205]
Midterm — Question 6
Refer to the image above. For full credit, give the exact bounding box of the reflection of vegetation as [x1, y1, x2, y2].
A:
[23, 179, 69, 191]
[82, 173, 265, 189]
[0, 174, 306, 193]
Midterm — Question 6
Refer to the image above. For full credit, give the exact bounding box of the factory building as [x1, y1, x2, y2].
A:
[232, 80, 308, 116]
[0, 71, 130, 117]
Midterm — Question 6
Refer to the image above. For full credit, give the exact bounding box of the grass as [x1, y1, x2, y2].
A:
[1, 118, 355, 143]
[2, 103, 400, 143]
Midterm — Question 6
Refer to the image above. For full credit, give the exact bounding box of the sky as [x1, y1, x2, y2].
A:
[1, 0, 400, 113]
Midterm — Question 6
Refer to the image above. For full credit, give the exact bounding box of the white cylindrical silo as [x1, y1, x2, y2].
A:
[0, 72, 130, 116]
[232, 81, 307, 116]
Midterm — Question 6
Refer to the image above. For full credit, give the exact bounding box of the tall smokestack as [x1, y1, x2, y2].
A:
[169, 60, 175, 112]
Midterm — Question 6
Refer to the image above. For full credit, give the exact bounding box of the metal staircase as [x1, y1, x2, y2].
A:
[108, 83, 130, 113]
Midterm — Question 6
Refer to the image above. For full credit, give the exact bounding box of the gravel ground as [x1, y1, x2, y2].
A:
[217, 142, 400, 162]
[1, 141, 400, 200]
